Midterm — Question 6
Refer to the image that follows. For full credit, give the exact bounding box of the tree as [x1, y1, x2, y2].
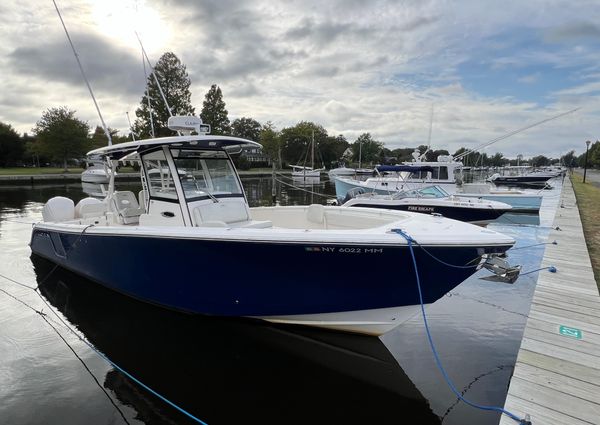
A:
[489, 152, 506, 167]
[89, 126, 130, 150]
[200, 84, 230, 135]
[560, 150, 577, 168]
[319, 134, 350, 168]
[231, 117, 261, 141]
[530, 155, 551, 167]
[279, 122, 328, 167]
[134, 52, 195, 138]
[351, 133, 384, 165]
[259, 122, 281, 165]
[33, 106, 89, 170]
[0, 122, 25, 166]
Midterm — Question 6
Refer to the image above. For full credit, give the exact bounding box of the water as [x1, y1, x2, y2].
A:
[0, 175, 562, 425]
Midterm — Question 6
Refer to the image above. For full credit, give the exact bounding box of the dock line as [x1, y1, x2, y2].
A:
[0, 272, 210, 425]
[392, 228, 532, 425]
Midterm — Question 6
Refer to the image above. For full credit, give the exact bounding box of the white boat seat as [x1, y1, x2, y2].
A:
[42, 196, 75, 222]
[306, 204, 326, 224]
[75, 197, 107, 218]
[193, 198, 272, 228]
[110, 191, 144, 224]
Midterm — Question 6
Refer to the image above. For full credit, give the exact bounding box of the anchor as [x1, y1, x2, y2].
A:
[480, 254, 522, 284]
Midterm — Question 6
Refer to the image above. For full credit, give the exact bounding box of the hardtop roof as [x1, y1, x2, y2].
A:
[88, 135, 262, 159]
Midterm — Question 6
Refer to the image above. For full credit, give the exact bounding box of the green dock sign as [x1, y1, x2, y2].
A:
[559, 325, 582, 340]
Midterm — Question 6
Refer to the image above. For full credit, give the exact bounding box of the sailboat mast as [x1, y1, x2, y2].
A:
[311, 130, 315, 169]
[359, 139, 362, 169]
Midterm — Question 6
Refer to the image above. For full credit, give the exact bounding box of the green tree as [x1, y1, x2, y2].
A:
[489, 152, 506, 167]
[231, 117, 261, 141]
[320, 134, 350, 168]
[560, 150, 577, 168]
[134, 52, 195, 138]
[530, 155, 551, 167]
[89, 126, 130, 150]
[0, 122, 25, 166]
[351, 133, 384, 165]
[259, 122, 281, 165]
[33, 106, 90, 170]
[280, 122, 327, 167]
[200, 84, 230, 135]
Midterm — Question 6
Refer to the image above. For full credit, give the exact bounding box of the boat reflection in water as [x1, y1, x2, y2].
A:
[33, 256, 440, 425]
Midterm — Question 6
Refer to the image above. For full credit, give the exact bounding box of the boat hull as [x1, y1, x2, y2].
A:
[334, 177, 542, 213]
[29, 227, 504, 335]
[345, 201, 508, 224]
[456, 192, 542, 213]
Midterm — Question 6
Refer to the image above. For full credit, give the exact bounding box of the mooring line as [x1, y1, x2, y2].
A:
[0, 285, 131, 425]
[440, 364, 515, 423]
[0, 272, 209, 425]
[392, 228, 531, 425]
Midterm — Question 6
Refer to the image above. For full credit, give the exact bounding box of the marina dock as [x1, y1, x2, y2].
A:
[501, 177, 600, 425]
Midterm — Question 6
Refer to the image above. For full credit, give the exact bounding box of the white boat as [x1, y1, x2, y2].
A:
[328, 166, 357, 177]
[30, 117, 519, 336]
[291, 165, 324, 178]
[81, 157, 114, 183]
[341, 185, 512, 225]
[333, 157, 543, 214]
[290, 130, 325, 179]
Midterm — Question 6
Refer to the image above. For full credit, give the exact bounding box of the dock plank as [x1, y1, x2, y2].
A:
[506, 377, 600, 424]
[501, 396, 592, 425]
[502, 177, 600, 425]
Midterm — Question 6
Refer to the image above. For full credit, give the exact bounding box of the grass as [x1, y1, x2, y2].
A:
[0, 167, 84, 175]
[571, 173, 600, 288]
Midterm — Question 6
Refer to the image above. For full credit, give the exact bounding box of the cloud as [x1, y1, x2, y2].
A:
[8, 32, 143, 96]
[1, 0, 600, 159]
[518, 73, 540, 84]
[544, 22, 600, 42]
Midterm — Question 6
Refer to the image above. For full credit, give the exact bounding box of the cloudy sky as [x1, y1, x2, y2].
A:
[1, 0, 599, 158]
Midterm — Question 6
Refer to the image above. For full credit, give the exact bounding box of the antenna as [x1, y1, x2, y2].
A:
[135, 31, 181, 136]
[454, 107, 581, 161]
[141, 48, 155, 137]
[125, 112, 136, 141]
[52, 0, 112, 146]
[135, 32, 173, 118]
[419, 103, 434, 161]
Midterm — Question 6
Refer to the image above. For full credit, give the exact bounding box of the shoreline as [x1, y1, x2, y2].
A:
[0, 169, 291, 184]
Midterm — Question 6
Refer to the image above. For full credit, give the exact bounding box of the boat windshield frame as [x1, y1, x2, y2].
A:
[391, 185, 449, 200]
[170, 148, 245, 202]
[140, 146, 246, 205]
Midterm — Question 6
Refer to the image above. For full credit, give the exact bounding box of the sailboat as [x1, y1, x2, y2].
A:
[291, 131, 325, 178]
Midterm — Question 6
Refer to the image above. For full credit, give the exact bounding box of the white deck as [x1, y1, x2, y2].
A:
[500, 176, 600, 425]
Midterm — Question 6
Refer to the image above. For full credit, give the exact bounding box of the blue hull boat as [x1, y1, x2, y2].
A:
[30, 117, 518, 336]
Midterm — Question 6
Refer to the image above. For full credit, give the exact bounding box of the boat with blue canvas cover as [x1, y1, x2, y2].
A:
[30, 117, 519, 336]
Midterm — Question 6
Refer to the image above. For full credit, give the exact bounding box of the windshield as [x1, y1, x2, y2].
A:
[392, 185, 447, 199]
[171, 149, 243, 200]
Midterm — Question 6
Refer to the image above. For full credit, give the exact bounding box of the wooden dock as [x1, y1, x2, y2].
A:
[501, 176, 600, 425]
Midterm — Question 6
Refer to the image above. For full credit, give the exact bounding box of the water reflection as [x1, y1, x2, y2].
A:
[81, 182, 107, 198]
[33, 256, 440, 425]
[495, 213, 540, 226]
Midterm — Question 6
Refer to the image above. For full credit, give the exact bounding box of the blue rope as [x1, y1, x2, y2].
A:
[510, 241, 557, 251]
[74, 338, 209, 425]
[391, 233, 479, 269]
[392, 228, 530, 425]
[0, 274, 209, 425]
[520, 266, 557, 276]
